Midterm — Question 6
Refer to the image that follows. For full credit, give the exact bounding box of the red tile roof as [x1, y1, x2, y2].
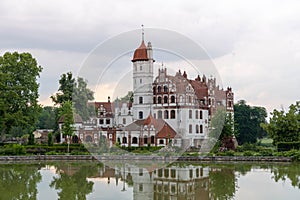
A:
[132, 40, 148, 62]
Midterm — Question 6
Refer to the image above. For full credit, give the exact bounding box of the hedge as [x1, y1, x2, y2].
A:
[277, 141, 300, 152]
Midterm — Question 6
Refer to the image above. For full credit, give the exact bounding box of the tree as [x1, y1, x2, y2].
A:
[0, 52, 42, 140]
[234, 100, 267, 144]
[51, 72, 94, 121]
[36, 106, 57, 129]
[115, 91, 133, 103]
[262, 101, 300, 145]
[59, 101, 74, 137]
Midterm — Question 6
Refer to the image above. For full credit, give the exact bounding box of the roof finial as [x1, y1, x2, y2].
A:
[141, 24, 144, 41]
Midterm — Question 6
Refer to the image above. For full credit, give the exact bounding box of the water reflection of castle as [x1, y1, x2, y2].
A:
[95, 164, 210, 200]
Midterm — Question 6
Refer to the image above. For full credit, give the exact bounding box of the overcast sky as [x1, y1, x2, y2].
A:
[1, 0, 299, 114]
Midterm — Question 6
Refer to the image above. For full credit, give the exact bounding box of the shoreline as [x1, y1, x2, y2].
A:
[0, 155, 293, 162]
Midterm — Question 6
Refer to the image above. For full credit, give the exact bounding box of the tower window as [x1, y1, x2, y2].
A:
[189, 124, 192, 133]
[158, 110, 162, 119]
[158, 96, 162, 104]
[139, 96, 143, 104]
[164, 110, 169, 119]
[139, 111, 143, 119]
[189, 110, 192, 119]
[163, 86, 168, 92]
[140, 65, 142, 70]
[171, 96, 175, 103]
[153, 97, 156, 104]
[200, 110, 203, 119]
[164, 96, 168, 103]
[170, 110, 176, 119]
[196, 125, 199, 133]
[200, 125, 203, 133]
[140, 79, 142, 84]
[195, 110, 198, 119]
[157, 86, 161, 93]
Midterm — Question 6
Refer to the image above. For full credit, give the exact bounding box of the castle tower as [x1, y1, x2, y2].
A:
[131, 31, 155, 120]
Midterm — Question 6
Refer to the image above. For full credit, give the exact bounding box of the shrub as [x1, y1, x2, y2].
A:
[243, 151, 254, 156]
[225, 150, 235, 156]
[1, 144, 26, 155]
[277, 142, 300, 152]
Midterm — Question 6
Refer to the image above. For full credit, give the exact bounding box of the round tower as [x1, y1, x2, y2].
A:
[132, 37, 155, 120]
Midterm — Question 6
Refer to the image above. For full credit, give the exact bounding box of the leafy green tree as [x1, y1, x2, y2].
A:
[36, 106, 57, 129]
[51, 72, 94, 121]
[262, 101, 300, 145]
[48, 132, 53, 146]
[115, 91, 133, 103]
[73, 77, 94, 121]
[59, 101, 74, 138]
[0, 52, 42, 140]
[234, 100, 267, 144]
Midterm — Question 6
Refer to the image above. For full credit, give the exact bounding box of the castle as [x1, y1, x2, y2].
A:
[59, 35, 234, 149]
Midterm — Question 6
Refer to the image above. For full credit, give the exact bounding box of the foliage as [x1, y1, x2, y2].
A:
[114, 91, 133, 103]
[28, 132, 35, 145]
[234, 100, 267, 144]
[262, 101, 300, 148]
[36, 106, 57, 129]
[51, 72, 94, 121]
[48, 132, 53, 146]
[0, 144, 26, 155]
[0, 52, 42, 140]
[59, 101, 74, 137]
[277, 141, 300, 152]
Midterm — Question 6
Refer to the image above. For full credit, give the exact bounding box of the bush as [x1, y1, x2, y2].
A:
[225, 150, 235, 156]
[0, 144, 26, 155]
[243, 151, 254, 156]
[277, 142, 300, 152]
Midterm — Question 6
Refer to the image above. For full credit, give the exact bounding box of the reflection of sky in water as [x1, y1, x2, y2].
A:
[235, 168, 300, 200]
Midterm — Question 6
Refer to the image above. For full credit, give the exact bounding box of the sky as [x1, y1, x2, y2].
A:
[0, 0, 299, 115]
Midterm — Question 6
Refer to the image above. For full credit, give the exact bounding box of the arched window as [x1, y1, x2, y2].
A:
[179, 95, 183, 102]
[122, 118, 126, 124]
[122, 137, 127, 144]
[158, 110, 162, 119]
[171, 96, 175, 103]
[153, 87, 156, 94]
[151, 136, 155, 144]
[158, 96, 162, 104]
[163, 85, 168, 92]
[196, 125, 199, 133]
[140, 65, 143, 70]
[200, 125, 203, 133]
[164, 96, 168, 103]
[159, 139, 164, 144]
[170, 110, 176, 119]
[139, 96, 143, 104]
[189, 110, 192, 119]
[157, 86, 162, 93]
[195, 110, 198, 119]
[164, 110, 169, 119]
[144, 136, 148, 144]
[208, 98, 211, 105]
[189, 124, 192, 133]
[132, 137, 138, 144]
[200, 110, 203, 119]
[153, 97, 156, 104]
[139, 111, 143, 119]
[117, 137, 121, 143]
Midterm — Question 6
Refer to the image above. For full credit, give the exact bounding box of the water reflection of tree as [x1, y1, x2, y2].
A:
[271, 164, 300, 189]
[209, 166, 236, 200]
[50, 163, 99, 200]
[0, 164, 42, 200]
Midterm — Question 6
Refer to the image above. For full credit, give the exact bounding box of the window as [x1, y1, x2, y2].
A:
[140, 79, 142, 84]
[122, 137, 127, 144]
[151, 136, 155, 144]
[195, 110, 198, 119]
[157, 86, 161, 93]
[163, 85, 168, 92]
[139, 168, 143, 176]
[132, 137, 138, 144]
[196, 125, 199, 133]
[139, 111, 143, 119]
[189, 124, 192, 133]
[117, 137, 121, 143]
[189, 110, 192, 119]
[122, 118, 126, 124]
[164, 169, 169, 178]
[164, 96, 168, 103]
[106, 119, 110, 124]
[159, 139, 164, 144]
[139, 96, 143, 104]
[158, 96, 162, 103]
[153, 87, 156, 94]
[153, 97, 156, 104]
[164, 110, 169, 119]
[200, 110, 203, 119]
[171, 95, 175, 103]
[139, 184, 143, 192]
[144, 136, 147, 144]
[200, 125, 203, 133]
[188, 96, 192, 103]
[196, 168, 199, 177]
[158, 110, 162, 119]
[208, 98, 211, 105]
[99, 119, 104, 124]
[140, 65, 143, 71]
[170, 110, 176, 119]
[171, 169, 176, 178]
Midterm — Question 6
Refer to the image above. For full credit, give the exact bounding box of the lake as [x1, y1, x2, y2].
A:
[0, 160, 299, 199]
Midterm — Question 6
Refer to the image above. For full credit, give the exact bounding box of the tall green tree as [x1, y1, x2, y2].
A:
[36, 106, 57, 129]
[234, 100, 267, 144]
[0, 52, 42, 140]
[59, 101, 74, 137]
[51, 72, 94, 121]
[262, 101, 300, 145]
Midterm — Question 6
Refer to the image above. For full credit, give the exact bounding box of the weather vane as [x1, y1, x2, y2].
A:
[141, 24, 144, 41]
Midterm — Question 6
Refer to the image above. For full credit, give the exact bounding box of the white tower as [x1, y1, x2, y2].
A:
[132, 30, 155, 120]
